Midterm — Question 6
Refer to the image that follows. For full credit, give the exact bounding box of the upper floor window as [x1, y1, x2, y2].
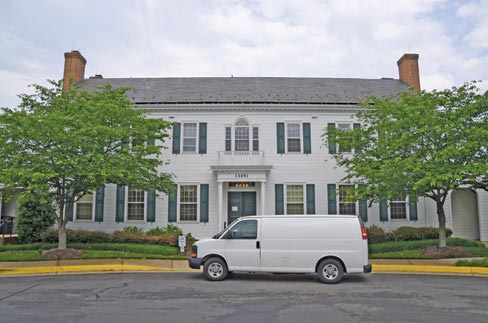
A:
[337, 123, 353, 153]
[183, 123, 197, 152]
[225, 118, 259, 152]
[287, 123, 301, 152]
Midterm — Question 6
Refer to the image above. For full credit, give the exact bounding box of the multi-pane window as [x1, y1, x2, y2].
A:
[390, 195, 407, 219]
[286, 185, 304, 214]
[252, 127, 259, 151]
[76, 192, 93, 220]
[338, 185, 356, 215]
[235, 119, 250, 151]
[182, 123, 197, 152]
[180, 185, 197, 221]
[287, 123, 301, 152]
[128, 187, 145, 220]
[225, 127, 232, 151]
[337, 123, 353, 153]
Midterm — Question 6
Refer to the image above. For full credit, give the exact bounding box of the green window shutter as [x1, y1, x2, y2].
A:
[359, 200, 368, 222]
[172, 123, 181, 154]
[306, 184, 315, 214]
[116, 185, 125, 222]
[409, 195, 418, 221]
[327, 184, 337, 214]
[168, 185, 177, 223]
[277, 122, 285, 154]
[94, 186, 105, 222]
[353, 123, 361, 154]
[328, 123, 336, 154]
[303, 123, 311, 154]
[275, 184, 284, 215]
[379, 199, 388, 221]
[198, 122, 207, 154]
[200, 184, 209, 223]
[147, 189, 156, 223]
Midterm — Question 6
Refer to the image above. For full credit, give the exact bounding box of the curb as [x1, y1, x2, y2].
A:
[373, 265, 488, 276]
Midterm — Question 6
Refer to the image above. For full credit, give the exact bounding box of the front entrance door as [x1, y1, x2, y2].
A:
[227, 192, 256, 226]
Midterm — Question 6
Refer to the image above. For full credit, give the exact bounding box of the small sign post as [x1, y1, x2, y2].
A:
[178, 235, 186, 253]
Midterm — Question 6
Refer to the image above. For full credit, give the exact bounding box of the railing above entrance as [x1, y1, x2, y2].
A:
[218, 151, 265, 166]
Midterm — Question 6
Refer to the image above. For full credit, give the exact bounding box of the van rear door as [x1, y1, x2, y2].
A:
[223, 219, 261, 271]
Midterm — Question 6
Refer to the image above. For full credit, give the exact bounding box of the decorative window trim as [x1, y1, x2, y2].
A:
[125, 187, 147, 222]
[177, 183, 200, 223]
[285, 122, 302, 153]
[74, 192, 95, 221]
[225, 118, 260, 152]
[284, 183, 305, 215]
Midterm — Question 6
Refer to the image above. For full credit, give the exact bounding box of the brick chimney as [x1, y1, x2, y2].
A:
[63, 50, 87, 90]
[397, 53, 420, 91]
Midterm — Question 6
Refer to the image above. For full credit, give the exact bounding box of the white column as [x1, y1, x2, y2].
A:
[218, 182, 223, 232]
[261, 181, 266, 215]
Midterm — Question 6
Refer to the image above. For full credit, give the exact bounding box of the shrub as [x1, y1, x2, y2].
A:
[122, 226, 144, 234]
[16, 200, 55, 243]
[146, 224, 183, 236]
[366, 225, 391, 243]
[391, 226, 453, 242]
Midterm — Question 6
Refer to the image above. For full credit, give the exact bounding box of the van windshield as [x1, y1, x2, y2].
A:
[212, 228, 228, 239]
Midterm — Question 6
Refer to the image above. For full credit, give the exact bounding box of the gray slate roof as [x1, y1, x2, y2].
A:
[79, 77, 409, 104]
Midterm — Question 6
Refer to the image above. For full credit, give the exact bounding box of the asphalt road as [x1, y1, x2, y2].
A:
[0, 272, 487, 323]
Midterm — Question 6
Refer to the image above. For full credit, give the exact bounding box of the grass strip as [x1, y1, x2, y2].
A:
[455, 257, 488, 267]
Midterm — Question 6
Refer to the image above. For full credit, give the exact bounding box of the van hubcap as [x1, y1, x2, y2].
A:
[208, 263, 223, 277]
[323, 264, 339, 280]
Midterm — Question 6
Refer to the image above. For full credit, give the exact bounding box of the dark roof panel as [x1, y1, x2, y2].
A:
[79, 77, 409, 104]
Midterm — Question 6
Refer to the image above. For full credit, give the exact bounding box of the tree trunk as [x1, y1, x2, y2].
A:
[436, 200, 447, 249]
[58, 221, 67, 250]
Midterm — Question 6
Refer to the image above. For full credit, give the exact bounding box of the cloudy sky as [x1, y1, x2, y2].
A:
[1, 0, 487, 108]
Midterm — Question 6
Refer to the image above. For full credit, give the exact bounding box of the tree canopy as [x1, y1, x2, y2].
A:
[0, 80, 174, 248]
[326, 82, 488, 248]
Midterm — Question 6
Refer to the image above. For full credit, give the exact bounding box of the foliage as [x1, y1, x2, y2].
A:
[455, 257, 488, 267]
[0, 80, 174, 249]
[369, 237, 485, 254]
[369, 249, 427, 259]
[366, 225, 391, 243]
[390, 227, 453, 242]
[16, 200, 56, 243]
[326, 82, 488, 248]
[146, 224, 183, 236]
[122, 226, 145, 234]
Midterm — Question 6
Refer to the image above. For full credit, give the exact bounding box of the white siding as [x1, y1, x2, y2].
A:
[451, 189, 480, 240]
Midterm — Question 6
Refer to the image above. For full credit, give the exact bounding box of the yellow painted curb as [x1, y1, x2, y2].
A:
[0, 264, 195, 275]
[373, 265, 488, 276]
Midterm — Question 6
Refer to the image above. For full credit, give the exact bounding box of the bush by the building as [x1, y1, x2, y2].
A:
[16, 200, 55, 243]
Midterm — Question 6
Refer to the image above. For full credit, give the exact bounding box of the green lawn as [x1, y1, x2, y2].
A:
[455, 257, 488, 267]
[0, 243, 186, 262]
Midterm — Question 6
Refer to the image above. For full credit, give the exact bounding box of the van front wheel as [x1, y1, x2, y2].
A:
[203, 257, 228, 281]
[317, 259, 343, 284]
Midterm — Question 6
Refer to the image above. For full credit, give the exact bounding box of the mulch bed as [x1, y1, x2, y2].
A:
[40, 248, 85, 260]
[420, 246, 475, 259]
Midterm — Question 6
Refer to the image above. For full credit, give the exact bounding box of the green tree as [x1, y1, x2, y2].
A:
[0, 81, 174, 249]
[326, 82, 488, 248]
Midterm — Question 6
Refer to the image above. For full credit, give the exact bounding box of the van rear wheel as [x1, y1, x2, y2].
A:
[203, 257, 228, 281]
[317, 259, 343, 284]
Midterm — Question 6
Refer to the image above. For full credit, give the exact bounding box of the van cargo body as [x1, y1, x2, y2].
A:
[189, 215, 371, 284]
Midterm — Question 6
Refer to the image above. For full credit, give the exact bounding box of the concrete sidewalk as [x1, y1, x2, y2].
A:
[0, 258, 487, 277]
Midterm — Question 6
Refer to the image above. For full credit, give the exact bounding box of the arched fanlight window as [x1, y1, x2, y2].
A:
[234, 118, 250, 151]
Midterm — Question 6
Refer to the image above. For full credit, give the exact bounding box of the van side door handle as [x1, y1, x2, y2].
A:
[256, 241, 260, 249]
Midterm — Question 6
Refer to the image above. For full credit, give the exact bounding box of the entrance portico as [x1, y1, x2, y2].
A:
[211, 166, 272, 232]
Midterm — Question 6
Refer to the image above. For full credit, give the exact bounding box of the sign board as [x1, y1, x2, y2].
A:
[178, 235, 186, 253]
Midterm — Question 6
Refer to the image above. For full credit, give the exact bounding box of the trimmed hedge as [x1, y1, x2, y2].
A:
[41, 229, 181, 247]
[367, 225, 453, 244]
[369, 237, 485, 254]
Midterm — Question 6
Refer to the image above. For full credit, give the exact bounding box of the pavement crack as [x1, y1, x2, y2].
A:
[0, 283, 43, 301]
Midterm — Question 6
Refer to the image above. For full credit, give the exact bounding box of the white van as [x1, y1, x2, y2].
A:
[189, 215, 371, 284]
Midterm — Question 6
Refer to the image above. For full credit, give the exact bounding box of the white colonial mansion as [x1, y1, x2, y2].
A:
[1, 51, 487, 241]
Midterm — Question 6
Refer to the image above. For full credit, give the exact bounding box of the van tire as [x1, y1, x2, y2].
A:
[203, 257, 228, 281]
[317, 259, 343, 284]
